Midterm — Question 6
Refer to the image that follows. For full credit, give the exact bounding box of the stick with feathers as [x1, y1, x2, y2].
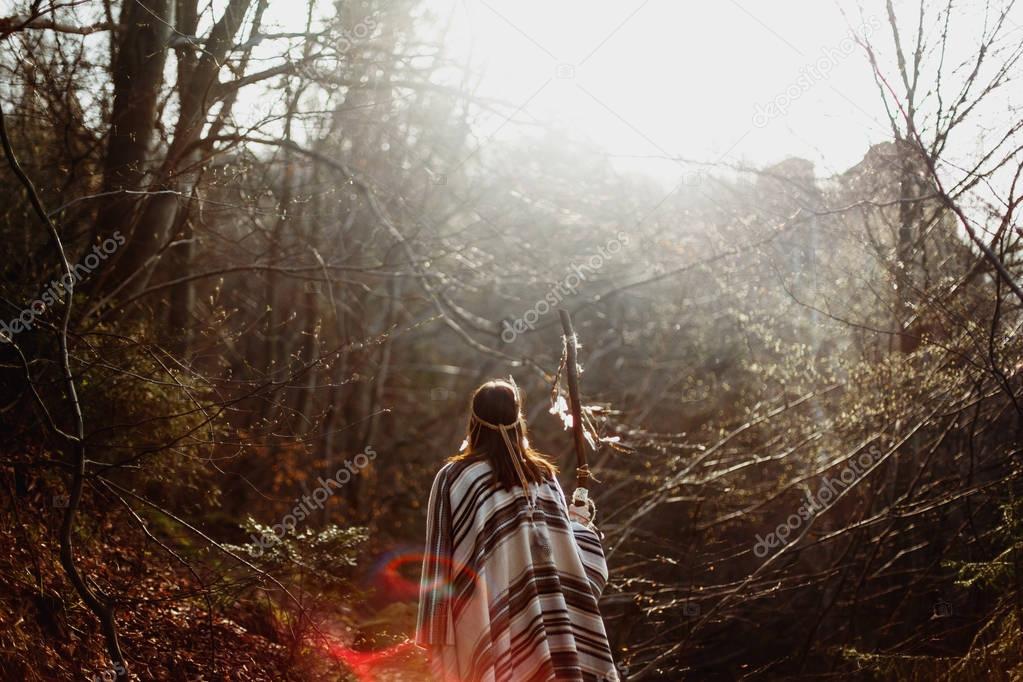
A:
[556, 310, 596, 514]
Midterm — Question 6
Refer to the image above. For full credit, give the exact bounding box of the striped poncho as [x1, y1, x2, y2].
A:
[416, 458, 618, 682]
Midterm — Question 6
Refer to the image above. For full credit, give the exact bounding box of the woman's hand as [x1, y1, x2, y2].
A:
[568, 490, 597, 527]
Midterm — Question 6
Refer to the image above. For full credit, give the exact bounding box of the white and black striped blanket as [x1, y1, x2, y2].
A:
[416, 458, 619, 681]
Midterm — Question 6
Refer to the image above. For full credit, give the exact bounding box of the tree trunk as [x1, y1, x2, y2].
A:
[102, 0, 253, 298]
[90, 0, 173, 263]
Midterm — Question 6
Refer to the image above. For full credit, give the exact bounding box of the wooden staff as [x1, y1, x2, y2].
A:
[559, 309, 590, 495]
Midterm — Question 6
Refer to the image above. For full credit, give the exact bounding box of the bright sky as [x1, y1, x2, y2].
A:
[433, 0, 895, 183]
[250, 0, 1019, 199]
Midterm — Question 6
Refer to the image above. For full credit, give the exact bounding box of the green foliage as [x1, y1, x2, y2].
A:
[228, 518, 369, 585]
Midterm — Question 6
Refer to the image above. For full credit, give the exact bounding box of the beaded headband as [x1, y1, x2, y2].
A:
[469, 411, 523, 431]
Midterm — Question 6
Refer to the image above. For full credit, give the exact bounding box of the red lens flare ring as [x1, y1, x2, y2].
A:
[370, 549, 478, 601]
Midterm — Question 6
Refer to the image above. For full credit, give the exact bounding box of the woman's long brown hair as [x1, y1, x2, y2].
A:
[448, 379, 557, 490]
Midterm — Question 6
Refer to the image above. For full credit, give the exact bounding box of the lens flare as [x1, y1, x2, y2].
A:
[369, 547, 424, 601]
[322, 549, 480, 680]
[322, 637, 418, 682]
[369, 548, 478, 602]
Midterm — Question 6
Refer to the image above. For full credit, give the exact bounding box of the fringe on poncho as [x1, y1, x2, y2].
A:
[416, 458, 619, 682]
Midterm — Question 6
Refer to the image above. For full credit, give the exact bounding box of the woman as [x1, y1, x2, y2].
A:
[416, 379, 619, 681]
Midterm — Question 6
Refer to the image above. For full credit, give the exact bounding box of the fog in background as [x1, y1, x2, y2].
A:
[1, 0, 1022, 679]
